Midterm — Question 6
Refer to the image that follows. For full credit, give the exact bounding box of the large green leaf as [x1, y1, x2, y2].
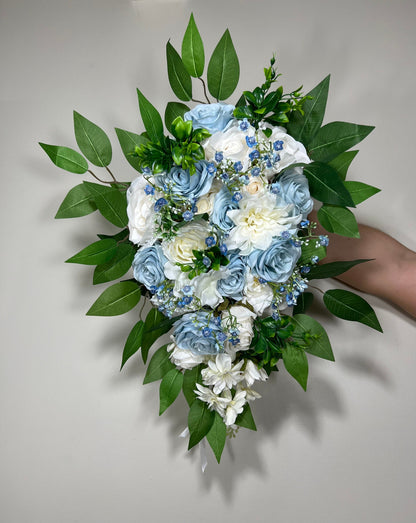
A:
[181, 13, 205, 77]
[39, 143, 88, 174]
[55, 183, 97, 218]
[141, 308, 170, 364]
[73, 111, 112, 167]
[182, 365, 202, 406]
[143, 345, 175, 384]
[293, 292, 314, 315]
[343, 181, 381, 205]
[83, 181, 128, 228]
[307, 258, 372, 280]
[302, 163, 355, 207]
[235, 403, 257, 431]
[308, 122, 374, 163]
[282, 345, 309, 390]
[87, 281, 141, 316]
[136, 89, 165, 144]
[291, 314, 334, 361]
[165, 102, 190, 132]
[93, 243, 135, 285]
[206, 412, 227, 463]
[328, 150, 359, 181]
[323, 289, 382, 332]
[166, 41, 192, 101]
[187, 399, 215, 450]
[115, 128, 148, 172]
[120, 320, 144, 370]
[318, 204, 360, 238]
[66, 239, 117, 265]
[287, 75, 330, 145]
[159, 368, 184, 415]
[207, 29, 239, 100]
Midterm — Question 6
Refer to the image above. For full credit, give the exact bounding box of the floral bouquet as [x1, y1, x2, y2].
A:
[40, 14, 382, 464]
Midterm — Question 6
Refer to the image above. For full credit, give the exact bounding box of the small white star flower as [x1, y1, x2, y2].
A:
[221, 389, 247, 426]
[194, 383, 228, 416]
[244, 359, 268, 387]
[201, 353, 244, 394]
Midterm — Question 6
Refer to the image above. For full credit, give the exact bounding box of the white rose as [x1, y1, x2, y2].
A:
[162, 220, 210, 264]
[203, 121, 255, 170]
[223, 305, 256, 354]
[226, 192, 301, 255]
[167, 342, 205, 370]
[195, 179, 222, 215]
[242, 272, 274, 314]
[126, 175, 156, 245]
[193, 270, 225, 309]
[243, 176, 266, 196]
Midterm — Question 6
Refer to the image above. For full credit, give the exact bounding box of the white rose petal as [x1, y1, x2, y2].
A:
[162, 220, 210, 265]
[242, 272, 274, 315]
[127, 175, 156, 246]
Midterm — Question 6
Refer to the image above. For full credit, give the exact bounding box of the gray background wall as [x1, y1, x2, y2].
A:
[1, 0, 416, 521]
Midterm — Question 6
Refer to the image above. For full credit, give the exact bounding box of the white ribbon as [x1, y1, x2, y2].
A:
[179, 427, 207, 473]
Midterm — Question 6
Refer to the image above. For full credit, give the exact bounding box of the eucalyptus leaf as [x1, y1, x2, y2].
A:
[66, 239, 117, 265]
[181, 13, 205, 78]
[159, 368, 184, 415]
[55, 183, 97, 218]
[86, 281, 141, 316]
[39, 143, 88, 174]
[282, 345, 309, 390]
[166, 41, 192, 101]
[328, 150, 359, 181]
[307, 258, 372, 280]
[318, 205, 360, 238]
[206, 412, 227, 463]
[93, 243, 135, 284]
[165, 102, 190, 132]
[120, 320, 144, 370]
[302, 162, 355, 207]
[287, 75, 330, 145]
[73, 111, 112, 167]
[323, 289, 382, 332]
[136, 89, 165, 144]
[207, 29, 240, 100]
[291, 314, 334, 361]
[343, 181, 381, 205]
[83, 181, 128, 228]
[143, 345, 175, 384]
[308, 122, 374, 163]
[293, 292, 314, 315]
[115, 128, 148, 171]
[235, 403, 257, 431]
[188, 399, 215, 450]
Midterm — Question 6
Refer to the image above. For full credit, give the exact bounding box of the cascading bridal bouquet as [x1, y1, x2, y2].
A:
[40, 14, 382, 464]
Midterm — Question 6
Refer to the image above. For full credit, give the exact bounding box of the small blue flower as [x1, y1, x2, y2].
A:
[251, 167, 261, 177]
[202, 327, 212, 337]
[300, 266, 311, 274]
[239, 119, 249, 131]
[183, 210, 194, 221]
[273, 140, 284, 151]
[245, 135, 257, 148]
[182, 285, 192, 295]
[240, 175, 250, 185]
[319, 235, 329, 247]
[217, 331, 227, 342]
[311, 255, 319, 265]
[270, 182, 281, 195]
[230, 338, 240, 346]
[144, 184, 155, 195]
[191, 204, 198, 213]
[258, 277, 267, 284]
[273, 153, 281, 163]
[234, 161, 243, 173]
[300, 219, 310, 228]
[220, 172, 229, 181]
[281, 230, 291, 240]
[154, 197, 168, 212]
[232, 191, 243, 203]
[207, 162, 217, 175]
[272, 312, 281, 321]
[215, 151, 224, 162]
[202, 256, 211, 268]
[291, 239, 302, 248]
[213, 316, 222, 327]
[279, 286, 286, 292]
[143, 167, 151, 175]
[183, 296, 193, 305]
[205, 236, 216, 247]
[249, 149, 260, 161]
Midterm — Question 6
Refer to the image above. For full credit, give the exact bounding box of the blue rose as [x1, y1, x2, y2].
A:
[154, 160, 213, 203]
[173, 312, 225, 355]
[247, 238, 301, 283]
[276, 167, 313, 218]
[132, 245, 167, 290]
[211, 186, 239, 231]
[184, 103, 235, 134]
[217, 251, 246, 300]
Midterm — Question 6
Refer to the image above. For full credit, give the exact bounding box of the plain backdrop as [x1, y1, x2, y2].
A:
[1, 0, 416, 522]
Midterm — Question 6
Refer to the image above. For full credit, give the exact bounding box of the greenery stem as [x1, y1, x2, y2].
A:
[105, 166, 118, 184]
[88, 170, 111, 184]
[192, 97, 206, 105]
[199, 77, 211, 104]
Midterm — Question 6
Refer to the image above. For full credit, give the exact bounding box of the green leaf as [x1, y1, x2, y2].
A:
[299, 241, 327, 265]
[318, 205, 360, 238]
[291, 314, 334, 361]
[136, 89, 165, 144]
[308, 122, 374, 163]
[55, 183, 97, 218]
[235, 403, 257, 431]
[307, 258, 372, 280]
[328, 150, 359, 181]
[166, 41, 192, 101]
[143, 345, 175, 384]
[323, 289, 383, 332]
[39, 143, 88, 174]
[73, 111, 112, 167]
[115, 128, 148, 172]
[97, 228, 129, 242]
[207, 29, 240, 100]
[181, 13, 205, 78]
[282, 345, 309, 390]
[206, 412, 227, 463]
[86, 281, 141, 316]
[302, 163, 355, 207]
[93, 243, 135, 284]
[66, 239, 117, 265]
[293, 292, 314, 315]
[83, 181, 128, 228]
[164, 102, 190, 132]
[343, 181, 381, 205]
[159, 368, 184, 415]
[141, 308, 169, 364]
[182, 365, 202, 406]
[187, 399, 215, 450]
[120, 320, 144, 370]
[287, 75, 330, 144]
